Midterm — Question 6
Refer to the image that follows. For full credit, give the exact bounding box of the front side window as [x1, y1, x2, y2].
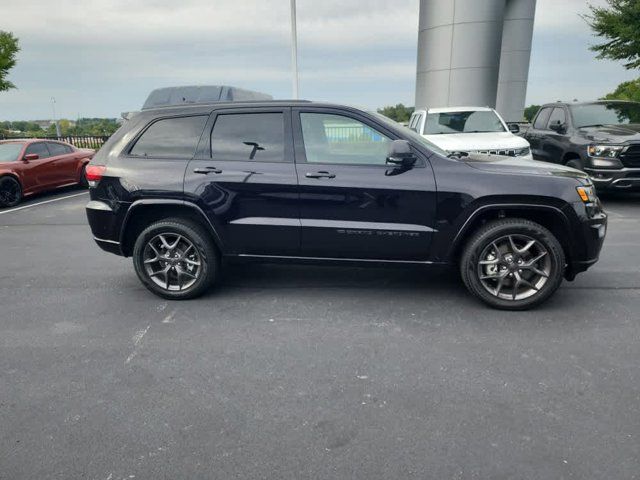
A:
[211, 113, 284, 162]
[130, 116, 207, 158]
[25, 142, 50, 159]
[424, 110, 505, 134]
[533, 108, 553, 129]
[300, 113, 391, 165]
[547, 108, 566, 127]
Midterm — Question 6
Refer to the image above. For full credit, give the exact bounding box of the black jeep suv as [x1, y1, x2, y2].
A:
[524, 100, 640, 191]
[85, 100, 606, 310]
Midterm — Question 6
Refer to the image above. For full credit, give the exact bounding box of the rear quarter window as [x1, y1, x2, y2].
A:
[129, 115, 208, 158]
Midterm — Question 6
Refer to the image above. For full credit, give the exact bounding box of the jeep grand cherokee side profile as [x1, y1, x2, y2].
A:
[85, 101, 607, 310]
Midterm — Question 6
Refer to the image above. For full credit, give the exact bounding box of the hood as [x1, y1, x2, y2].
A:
[462, 153, 590, 181]
[578, 124, 640, 143]
[423, 131, 529, 152]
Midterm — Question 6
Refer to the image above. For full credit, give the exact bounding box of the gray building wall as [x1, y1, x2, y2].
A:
[415, 0, 536, 122]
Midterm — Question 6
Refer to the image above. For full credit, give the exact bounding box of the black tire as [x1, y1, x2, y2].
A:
[565, 158, 583, 171]
[79, 164, 88, 188]
[460, 218, 565, 310]
[0, 176, 22, 208]
[132, 218, 219, 300]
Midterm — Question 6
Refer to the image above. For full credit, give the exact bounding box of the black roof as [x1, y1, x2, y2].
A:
[138, 100, 361, 116]
[543, 99, 640, 108]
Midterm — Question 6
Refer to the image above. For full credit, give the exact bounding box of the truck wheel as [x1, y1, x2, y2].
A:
[565, 158, 583, 171]
[132, 218, 219, 300]
[460, 218, 565, 310]
[0, 176, 22, 208]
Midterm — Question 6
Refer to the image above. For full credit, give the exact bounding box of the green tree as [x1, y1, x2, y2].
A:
[602, 77, 640, 102]
[377, 104, 414, 123]
[523, 104, 540, 122]
[585, 0, 640, 69]
[0, 31, 19, 92]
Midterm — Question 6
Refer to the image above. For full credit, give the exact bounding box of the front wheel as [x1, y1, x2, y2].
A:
[132, 218, 219, 299]
[460, 219, 565, 310]
[0, 176, 22, 208]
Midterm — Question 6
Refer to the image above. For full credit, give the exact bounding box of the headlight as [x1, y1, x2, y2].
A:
[576, 185, 596, 203]
[588, 145, 623, 158]
[514, 147, 530, 157]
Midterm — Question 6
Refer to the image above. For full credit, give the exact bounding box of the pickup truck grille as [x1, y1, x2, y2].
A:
[619, 144, 640, 168]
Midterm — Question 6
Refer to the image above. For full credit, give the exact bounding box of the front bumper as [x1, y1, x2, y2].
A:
[565, 201, 607, 279]
[584, 167, 640, 190]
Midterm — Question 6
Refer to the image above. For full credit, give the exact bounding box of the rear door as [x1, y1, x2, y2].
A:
[526, 107, 552, 161]
[293, 108, 437, 261]
[184, 107, 300, 256]
[46, 142, 77, 184]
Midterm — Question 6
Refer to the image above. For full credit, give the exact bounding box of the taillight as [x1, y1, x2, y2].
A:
[85, 165, 106, 186]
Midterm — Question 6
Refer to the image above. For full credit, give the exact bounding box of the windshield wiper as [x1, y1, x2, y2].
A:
[578, 124, 605, 128]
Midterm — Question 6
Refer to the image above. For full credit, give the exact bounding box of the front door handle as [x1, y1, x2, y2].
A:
[305, 171, 336, 179]
[194, 166, 222, 174]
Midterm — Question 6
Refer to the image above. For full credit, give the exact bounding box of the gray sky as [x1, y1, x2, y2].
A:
[0, 0, 635, 120]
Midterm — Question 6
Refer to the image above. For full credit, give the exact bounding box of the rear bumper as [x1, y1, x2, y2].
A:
[585, 167, 640, 190]
[86, 200, 124, 256]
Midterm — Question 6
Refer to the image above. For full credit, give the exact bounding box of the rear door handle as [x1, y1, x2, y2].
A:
[194, 166, 222, 174]
[305, 171, 336, 179]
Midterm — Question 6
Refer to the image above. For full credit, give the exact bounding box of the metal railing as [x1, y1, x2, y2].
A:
[0, 134, 110, 150]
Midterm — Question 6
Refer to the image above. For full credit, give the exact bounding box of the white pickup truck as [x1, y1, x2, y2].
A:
[408, 106, 532, 160]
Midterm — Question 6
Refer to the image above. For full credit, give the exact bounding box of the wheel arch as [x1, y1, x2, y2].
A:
[0, 171, 22, 186]
[119, 200, 224, 257]
[448, 204, 574, 265]
[562, 151, 582, 164]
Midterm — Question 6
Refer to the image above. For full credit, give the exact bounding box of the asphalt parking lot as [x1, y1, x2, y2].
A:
[1, 188, 639, 479]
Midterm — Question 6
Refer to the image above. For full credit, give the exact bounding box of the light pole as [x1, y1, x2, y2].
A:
[290, 0, 299, 99]
[51, 97, 61, 137]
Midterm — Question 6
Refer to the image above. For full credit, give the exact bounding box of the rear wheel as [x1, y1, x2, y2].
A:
[132, 218, 219, 299]
[460, 218, 565, 310]
[0, 176, 22, 208]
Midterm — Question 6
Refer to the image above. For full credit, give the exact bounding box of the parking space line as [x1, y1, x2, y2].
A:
[0, 191, 88, 216]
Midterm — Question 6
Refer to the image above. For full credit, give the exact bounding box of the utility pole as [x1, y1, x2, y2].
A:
[290, 0, 299, 99]
[51, 97, 61, 137]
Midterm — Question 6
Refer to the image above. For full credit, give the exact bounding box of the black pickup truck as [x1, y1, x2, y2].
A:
[524, 100, 640, 191]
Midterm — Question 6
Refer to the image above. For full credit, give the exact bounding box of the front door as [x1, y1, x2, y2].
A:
[184, 107, 300, 256]
[293, 109, 437, 261]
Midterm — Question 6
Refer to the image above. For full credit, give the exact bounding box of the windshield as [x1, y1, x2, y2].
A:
[425, 110, 506, 134]
[0, 143, 23, 162]
[370, 112, 449, 157]
[570, 102, 640, 128]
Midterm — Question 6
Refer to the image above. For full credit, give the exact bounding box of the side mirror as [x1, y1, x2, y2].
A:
[508, 123, 520, 134]
[386, 139, 417, 167]
[549, 120, 565, 133]
[23, 153, 39, 162]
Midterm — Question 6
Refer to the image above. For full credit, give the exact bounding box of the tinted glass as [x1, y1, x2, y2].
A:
[211, 113, 284, 162]
[25, 142, 50, 159]
[570, 102, 640, 128]
[533, 108, 553, 129]
[424, 110, 505, 134]
[130, 116, 207, 158]
[48, 142, 71, 156]
[547, 108, 566, 127]
[0, 143, 24, 162]
[300, 113, 391, 165]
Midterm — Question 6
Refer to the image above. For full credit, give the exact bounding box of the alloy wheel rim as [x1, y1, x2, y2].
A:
[143, 233, 202, 291]
[477, 234, 551, 301]
[0, 180, 19, 204]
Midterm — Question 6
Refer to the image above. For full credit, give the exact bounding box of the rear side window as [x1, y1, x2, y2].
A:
[533, 108, 553, 129]
[130, 116, 207, 158]
[25, 142, 50, 159]
[210, 113, 284, 162]
[47, 142, 72, 156]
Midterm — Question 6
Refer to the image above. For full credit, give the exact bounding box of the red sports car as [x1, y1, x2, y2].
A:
[0, 139, 94, 207]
